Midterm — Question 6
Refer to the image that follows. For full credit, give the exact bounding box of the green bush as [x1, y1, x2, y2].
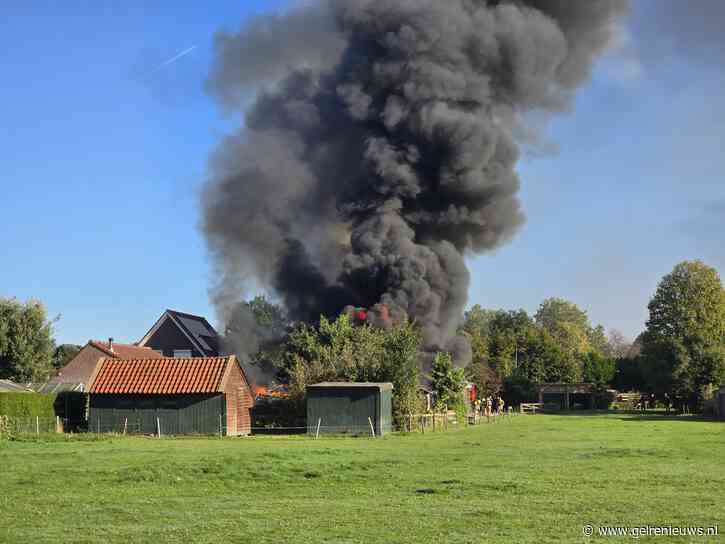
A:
[0, 393, 57, 418]
[452, 396, 467, 425]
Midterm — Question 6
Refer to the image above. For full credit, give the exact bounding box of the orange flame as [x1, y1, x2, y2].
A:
[254, 385, 288, 398]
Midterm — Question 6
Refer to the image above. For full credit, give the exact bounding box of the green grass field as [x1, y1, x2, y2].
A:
[1, 413, 723, 543]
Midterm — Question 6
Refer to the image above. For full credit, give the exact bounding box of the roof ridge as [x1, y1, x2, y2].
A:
[166, 308, 209, 321]
[91, 339, 150, 347]
[88, 340, 117, 358]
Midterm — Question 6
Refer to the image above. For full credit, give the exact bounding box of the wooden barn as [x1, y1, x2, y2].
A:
[87, 355, 253, 436]
[307, 382, 393, 436]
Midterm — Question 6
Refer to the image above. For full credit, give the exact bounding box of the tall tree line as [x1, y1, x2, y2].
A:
[462, 260, 725, 410]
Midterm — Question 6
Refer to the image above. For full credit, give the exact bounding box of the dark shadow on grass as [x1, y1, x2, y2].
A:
[617, 414, 720, 423]
[537, 410, 613, 417]
[536, 410, 721, 423]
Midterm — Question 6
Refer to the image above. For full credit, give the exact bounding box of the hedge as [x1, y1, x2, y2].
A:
[0, 393, 57, 418]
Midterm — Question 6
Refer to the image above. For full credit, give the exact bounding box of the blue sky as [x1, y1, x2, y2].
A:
[1, 1, 723, 346]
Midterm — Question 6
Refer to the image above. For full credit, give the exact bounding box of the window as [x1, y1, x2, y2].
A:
[173, 349, 192, 358]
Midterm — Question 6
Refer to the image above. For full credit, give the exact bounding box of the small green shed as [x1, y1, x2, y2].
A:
[306, 382, 392, 436]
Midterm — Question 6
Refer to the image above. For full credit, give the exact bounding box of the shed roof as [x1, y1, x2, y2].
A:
[26, 381, 84, 394]
[0, 379, 33, 392]
[309, 382, 393, 391]
[88, 356, 238, 395]
[538, 382, 595, 394]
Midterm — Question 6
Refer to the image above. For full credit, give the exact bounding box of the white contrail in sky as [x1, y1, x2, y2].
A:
[149, 45, 197, 74]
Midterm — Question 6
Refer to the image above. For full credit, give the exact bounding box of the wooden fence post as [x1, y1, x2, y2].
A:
[367, 417, 375, 438]
[315, 418, 321, 439]
[36, 416, 39, 435]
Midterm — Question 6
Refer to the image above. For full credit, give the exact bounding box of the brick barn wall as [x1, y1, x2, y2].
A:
[238, 380, 252, 435]
[224, 363, 253, 436]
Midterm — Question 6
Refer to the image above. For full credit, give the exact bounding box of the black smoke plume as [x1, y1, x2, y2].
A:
[202, 0, 629, 369]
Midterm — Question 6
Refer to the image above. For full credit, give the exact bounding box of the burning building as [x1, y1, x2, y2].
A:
[202, 0, 629, 372]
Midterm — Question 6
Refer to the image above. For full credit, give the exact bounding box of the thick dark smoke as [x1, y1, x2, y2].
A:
[202, 0, 629, 369]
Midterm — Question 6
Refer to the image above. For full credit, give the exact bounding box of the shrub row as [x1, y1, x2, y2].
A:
[0, 392, 57, 418]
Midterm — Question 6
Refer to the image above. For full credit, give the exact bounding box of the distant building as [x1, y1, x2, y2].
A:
[87, 355, 253, 435]
[138, 309, 220, 358]
[538, 383, 595, 410]
[717, 386, 725, 420]
[53, 339, 162, 391]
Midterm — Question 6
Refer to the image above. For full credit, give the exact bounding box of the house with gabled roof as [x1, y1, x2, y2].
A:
[138, 309, 220, 358]
[53, 339, 162, 390]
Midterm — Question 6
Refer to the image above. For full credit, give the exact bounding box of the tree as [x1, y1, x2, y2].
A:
[461, 305, 497, 338]
[587, 325, 609, 356]
[429, 352, 466, 410]
[460, 305, 493, 376]
[613, 356, 646, 392]
[466, 359, 502, 399]
[515, 326, 569, 385]
[284, 314, 423, 422]
[223, 295, 291, 381]
[461, 308, 534, 382]
[606, 329, 632, 359]
[640, 260, 725, 405]
[379, 322, 423, 420]
[0, 298, 56, 382]
[52, 344, 81, 370]
[535, 298, 590, 336]
[535, 298, 593, 357]
[581, 352, 615, 390]
[626, 334, 644, 359]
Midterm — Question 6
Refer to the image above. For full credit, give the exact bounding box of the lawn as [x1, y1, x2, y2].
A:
[0, 413, 723, 543]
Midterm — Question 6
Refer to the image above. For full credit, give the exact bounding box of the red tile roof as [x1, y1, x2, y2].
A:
[89, 341, 162, 360]
[88, 356, 237, 395]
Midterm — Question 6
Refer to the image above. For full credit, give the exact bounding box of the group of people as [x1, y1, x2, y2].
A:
[637, 392, 680, 414]
[474, 395, 506, 422]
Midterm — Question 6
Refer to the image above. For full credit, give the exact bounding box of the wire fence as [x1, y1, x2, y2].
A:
[0, 415, 62, 435]
[1, 407, 522, 439]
